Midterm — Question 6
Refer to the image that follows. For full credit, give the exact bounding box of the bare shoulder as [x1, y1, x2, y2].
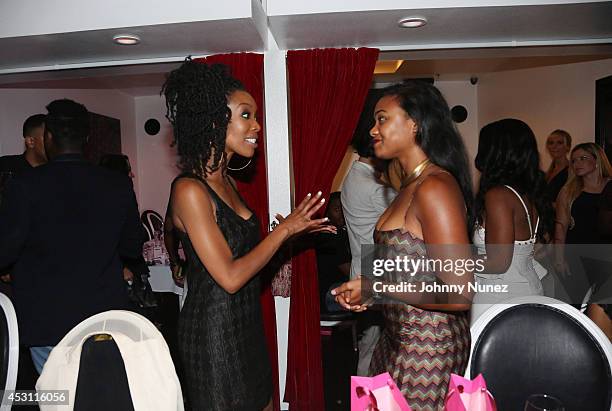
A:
[415, 170, 463, 206]
[172, 177, 212, 208]
[173, 176, 205, 193]
[413, 168, 469, 243]
[484, 186, 514, 204]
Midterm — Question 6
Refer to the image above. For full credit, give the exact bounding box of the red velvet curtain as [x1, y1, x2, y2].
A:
[194, 54, 280, 411]
[285, 48, 379, 409]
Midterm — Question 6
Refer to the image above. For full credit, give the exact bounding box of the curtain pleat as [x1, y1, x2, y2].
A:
[284, 47, 379, 409]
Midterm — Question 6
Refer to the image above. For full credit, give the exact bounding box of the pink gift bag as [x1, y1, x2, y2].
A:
[444, 374, 497, 411]
[351, 372, 412, 411]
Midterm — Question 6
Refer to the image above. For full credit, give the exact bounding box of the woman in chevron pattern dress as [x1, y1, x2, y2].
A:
[369, 228, 471, 410]
[333, 81, 474, 410]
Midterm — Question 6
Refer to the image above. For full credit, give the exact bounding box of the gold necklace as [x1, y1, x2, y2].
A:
[400, 158, 432, 189]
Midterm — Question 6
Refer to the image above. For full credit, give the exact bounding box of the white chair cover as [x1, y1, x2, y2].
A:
[36, 310, 183, 411]
[0, 293, 18, 411]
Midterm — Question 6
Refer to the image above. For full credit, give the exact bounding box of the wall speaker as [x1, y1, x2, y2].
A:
[451, 105, 468, 123]
[144, 119, 160, 135]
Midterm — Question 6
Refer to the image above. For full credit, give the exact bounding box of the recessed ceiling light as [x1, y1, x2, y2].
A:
[113, 34, 141, 45]
[398, 16, 427, 28]
[374, 60, 404, 74]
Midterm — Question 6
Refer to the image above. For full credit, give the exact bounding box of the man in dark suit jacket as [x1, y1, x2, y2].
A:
[0, 99, 144, 373]
[0, 114, 47, 213]
[0, 113, 47, 174]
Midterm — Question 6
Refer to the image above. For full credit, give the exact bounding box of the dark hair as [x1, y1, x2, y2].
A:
[351, 127, 375, 158]
[380, 81, 474, 232]
[22, 114, 46, 138]
[474, 118, 552, 240]
[45, 99, 89, 150]
[351, 89, 384, 158]
[328, 191, 341, 204]
[100, 153, 131, 176]
[325, 191, 343, 220]
[162, 57, 244, 176]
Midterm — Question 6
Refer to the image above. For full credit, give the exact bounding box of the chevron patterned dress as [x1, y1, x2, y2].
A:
[370, 228, 470, 411]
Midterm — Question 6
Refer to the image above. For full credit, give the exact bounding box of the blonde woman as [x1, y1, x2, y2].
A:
[554, 143, 612, 314]
[555, 143, 612, 246]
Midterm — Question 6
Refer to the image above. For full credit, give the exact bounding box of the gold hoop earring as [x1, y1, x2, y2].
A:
[227, 158, 252, 171]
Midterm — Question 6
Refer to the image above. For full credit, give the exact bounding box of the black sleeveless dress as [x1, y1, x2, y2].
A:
[566, 182, 612, 244]
[565, 182, 612, 309]
[546, 166, 568, 204]
[175, 174, 272, 410]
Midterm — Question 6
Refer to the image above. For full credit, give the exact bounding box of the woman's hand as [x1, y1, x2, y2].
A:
[331, 278, 370, 312]
[275, 191, 336, 237]
[122, 267, 134, 283]
[170, 260, 185, 286]
[170, 179, 334, 294]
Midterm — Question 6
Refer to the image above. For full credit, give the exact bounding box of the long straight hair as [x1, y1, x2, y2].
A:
[563, 142, 612, 227]
[380, 81, 474, 234]
[474, 119, 552, 240]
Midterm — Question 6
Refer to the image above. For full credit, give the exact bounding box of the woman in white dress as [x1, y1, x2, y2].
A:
[470, 119, 553, 323]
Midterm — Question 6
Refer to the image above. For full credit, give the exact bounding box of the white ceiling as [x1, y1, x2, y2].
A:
[0, 0, 610, 94]
[0, 19, 266, 73]
[0, 0, 268, 74]
[267, 2, 612, 50]
[378, 44, 612, 80]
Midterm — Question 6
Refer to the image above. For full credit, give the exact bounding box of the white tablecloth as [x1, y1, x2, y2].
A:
[148, 265, 183, 296]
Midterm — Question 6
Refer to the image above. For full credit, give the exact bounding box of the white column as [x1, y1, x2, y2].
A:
[263, 29, 291, 410]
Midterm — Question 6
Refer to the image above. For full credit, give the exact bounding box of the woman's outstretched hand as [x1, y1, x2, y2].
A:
[275, 191, 337, 237]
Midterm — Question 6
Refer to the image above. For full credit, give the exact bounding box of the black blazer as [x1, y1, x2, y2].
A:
[0, 154, 145, 346]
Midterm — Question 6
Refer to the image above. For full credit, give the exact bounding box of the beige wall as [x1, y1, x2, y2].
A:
[133, 95, 177, 216]
[478, 58, 612, 168]
[0, 88, 138, 194]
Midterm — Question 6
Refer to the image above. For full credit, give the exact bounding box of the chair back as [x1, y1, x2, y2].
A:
[142, 223, 152, 242]
[468, 296, 612, 411]
[0, 293, 18, 411]
[141, 210, 164, 237]
[37, 310, 184, 411]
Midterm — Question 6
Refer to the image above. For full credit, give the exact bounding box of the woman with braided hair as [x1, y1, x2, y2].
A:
[162, 58, 334, 410]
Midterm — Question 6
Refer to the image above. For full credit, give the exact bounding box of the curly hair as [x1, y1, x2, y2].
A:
[474, 118, 553, 241]
[45, 99, 89, 150]
[380, 81, 475, 234]
[162, 58, 244, 176]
